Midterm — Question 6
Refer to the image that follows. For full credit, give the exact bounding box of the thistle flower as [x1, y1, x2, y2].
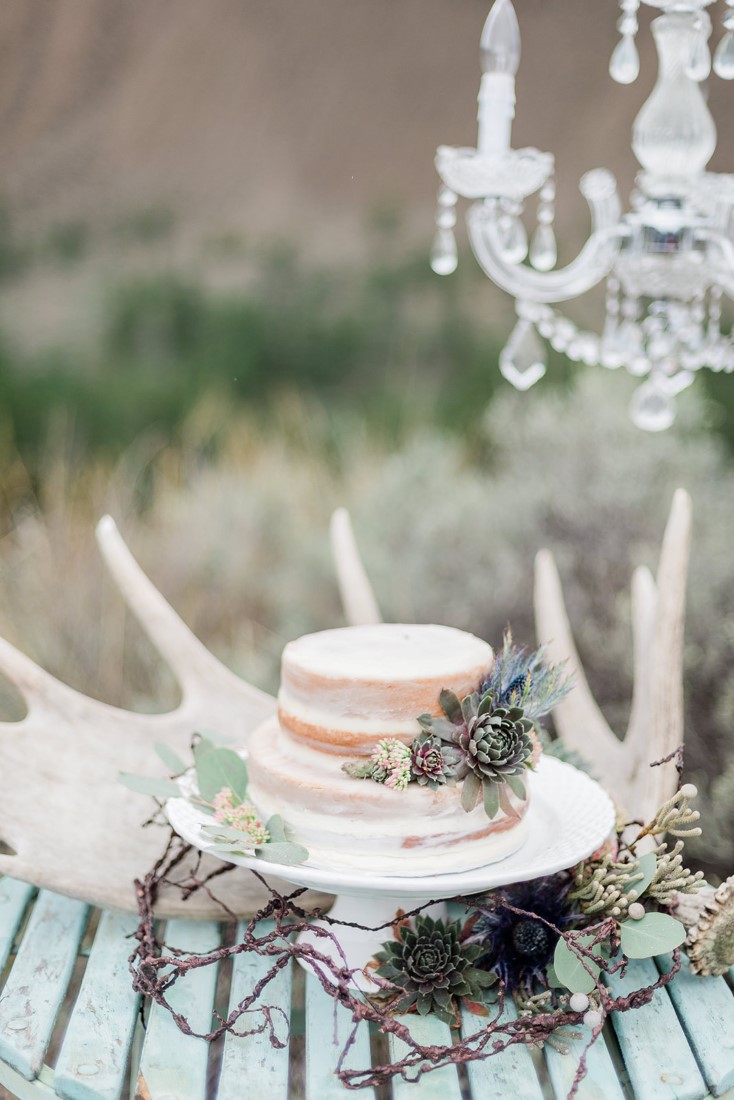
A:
[481, 630, 571, 722]
[374, 915, 496, 1026]
[467, 875, 577, 993]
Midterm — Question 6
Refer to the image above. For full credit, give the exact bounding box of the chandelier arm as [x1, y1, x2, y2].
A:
[466, 171, 625, 304]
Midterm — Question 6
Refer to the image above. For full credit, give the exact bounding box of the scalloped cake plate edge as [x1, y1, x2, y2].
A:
[165, 755, 615, 899]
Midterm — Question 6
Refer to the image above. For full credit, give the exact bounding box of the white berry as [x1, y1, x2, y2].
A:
[569, 993, 589, 1013]
[680, 783, 697, 799]
[584, 1009, 603, 1029]
[628, 902, 646, 920]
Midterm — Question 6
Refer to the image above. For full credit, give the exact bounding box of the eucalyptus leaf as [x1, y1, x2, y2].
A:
[546, 963, 564, 989]
[265, 815, 288, 844]
[553, 934, 602, 994]
[118, 773, 182, 799]
[195, 748, 248, 803]
[256, 842, 309, 866]
[200, 823, 252, 842]
[195, 728, 234, 746]
[194, 737, 217, 765]
[619, 912, 686, 959]
[625, 852, 657, 899]
[154, 741, 187, 776]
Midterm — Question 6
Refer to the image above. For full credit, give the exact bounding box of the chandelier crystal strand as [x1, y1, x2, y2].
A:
[714, 6, 734, 79]
[530, 178, 558, 271]
[610, 0, 641, 84]
[687, 11, 712, 81]
[430, 186, 459, 275]
[434, 0, 733, 430]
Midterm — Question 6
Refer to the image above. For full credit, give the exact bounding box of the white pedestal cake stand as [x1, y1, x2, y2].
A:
[166, 755, 614, 981]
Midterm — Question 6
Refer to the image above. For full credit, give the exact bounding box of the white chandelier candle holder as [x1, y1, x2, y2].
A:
[432, 0, 734, 431]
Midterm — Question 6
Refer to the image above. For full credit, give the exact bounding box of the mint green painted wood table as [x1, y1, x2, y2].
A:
[2, 878, 734, 1100]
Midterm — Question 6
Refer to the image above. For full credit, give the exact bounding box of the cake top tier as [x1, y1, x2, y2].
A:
[283, 623, 492, 682]
[278, 623, 493, 753]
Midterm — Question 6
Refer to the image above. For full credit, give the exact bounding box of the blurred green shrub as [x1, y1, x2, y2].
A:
[0, 252, 513, 466]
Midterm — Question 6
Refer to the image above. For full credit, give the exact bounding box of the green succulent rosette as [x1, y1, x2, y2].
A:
[374, 915, 496, 1026]
[418, 687, 534, 819]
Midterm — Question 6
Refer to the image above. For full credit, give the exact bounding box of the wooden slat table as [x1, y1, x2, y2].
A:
[2, 879, 734, 1100]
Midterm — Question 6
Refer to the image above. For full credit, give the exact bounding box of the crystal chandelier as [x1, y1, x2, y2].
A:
[432, 0, 734, 430]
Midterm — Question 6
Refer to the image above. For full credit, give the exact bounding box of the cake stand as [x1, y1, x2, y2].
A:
[166, 755, 614, 979]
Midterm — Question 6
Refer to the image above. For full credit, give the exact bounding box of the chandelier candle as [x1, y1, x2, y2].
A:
[433, 0, 734, 431]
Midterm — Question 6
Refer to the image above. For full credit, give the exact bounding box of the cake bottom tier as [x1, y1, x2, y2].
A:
[247, 718, 530, 875]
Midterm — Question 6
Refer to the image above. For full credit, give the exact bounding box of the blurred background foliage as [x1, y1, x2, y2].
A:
[0, 0, 732, 877]
[0, 205, 731, 876]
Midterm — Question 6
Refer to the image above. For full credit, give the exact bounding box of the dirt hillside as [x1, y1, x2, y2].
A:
[0, 0, 730, 258]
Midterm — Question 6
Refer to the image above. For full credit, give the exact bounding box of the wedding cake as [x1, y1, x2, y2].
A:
[246, 623, 533, 874]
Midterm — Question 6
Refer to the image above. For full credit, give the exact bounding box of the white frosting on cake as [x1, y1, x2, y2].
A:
[247, 622, 530, 875]
[247, 718, 529, 874]
[282, 623, 493, 681]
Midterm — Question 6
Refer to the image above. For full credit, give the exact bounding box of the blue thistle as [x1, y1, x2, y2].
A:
[466, 875, 576, 993]
[482, 631, 571, 723]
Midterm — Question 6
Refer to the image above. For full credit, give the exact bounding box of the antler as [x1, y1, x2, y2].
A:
[534, 489, 691, 819]
[0, 518, 333, 919]
[331, 494, 691, 821]
[329, 508, 382, 625]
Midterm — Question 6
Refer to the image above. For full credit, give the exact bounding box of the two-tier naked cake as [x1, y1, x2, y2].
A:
[247, 623, 531, 874]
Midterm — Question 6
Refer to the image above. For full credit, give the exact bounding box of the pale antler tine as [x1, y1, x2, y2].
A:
[330, 508, 382, 626]
[624, 565, 657, 777]
[534, 549, 626, 791]
[0, 635, 79, 712]
[95, 516, 271, 706]
[634, 488, 692, 819]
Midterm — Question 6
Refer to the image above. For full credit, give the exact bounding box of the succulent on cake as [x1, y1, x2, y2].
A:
[418, 687, 535, 818]
[410, 732, 462, 788]
[466, 874, 577, 993]
[343, 737, 412, 790]
[374, 915, 496, 1025]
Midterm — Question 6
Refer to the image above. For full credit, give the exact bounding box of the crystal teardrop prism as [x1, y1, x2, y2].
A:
[430, 228, 458, 275]
[629, 380, 676, 432]
[499, 215, 528, 263]
[687, 35, 711, 81]
[713, 30, 734, 79]
[529, 224, 557, 271]
[609, 35, 640, 84]
[499, 319, 547, 391]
